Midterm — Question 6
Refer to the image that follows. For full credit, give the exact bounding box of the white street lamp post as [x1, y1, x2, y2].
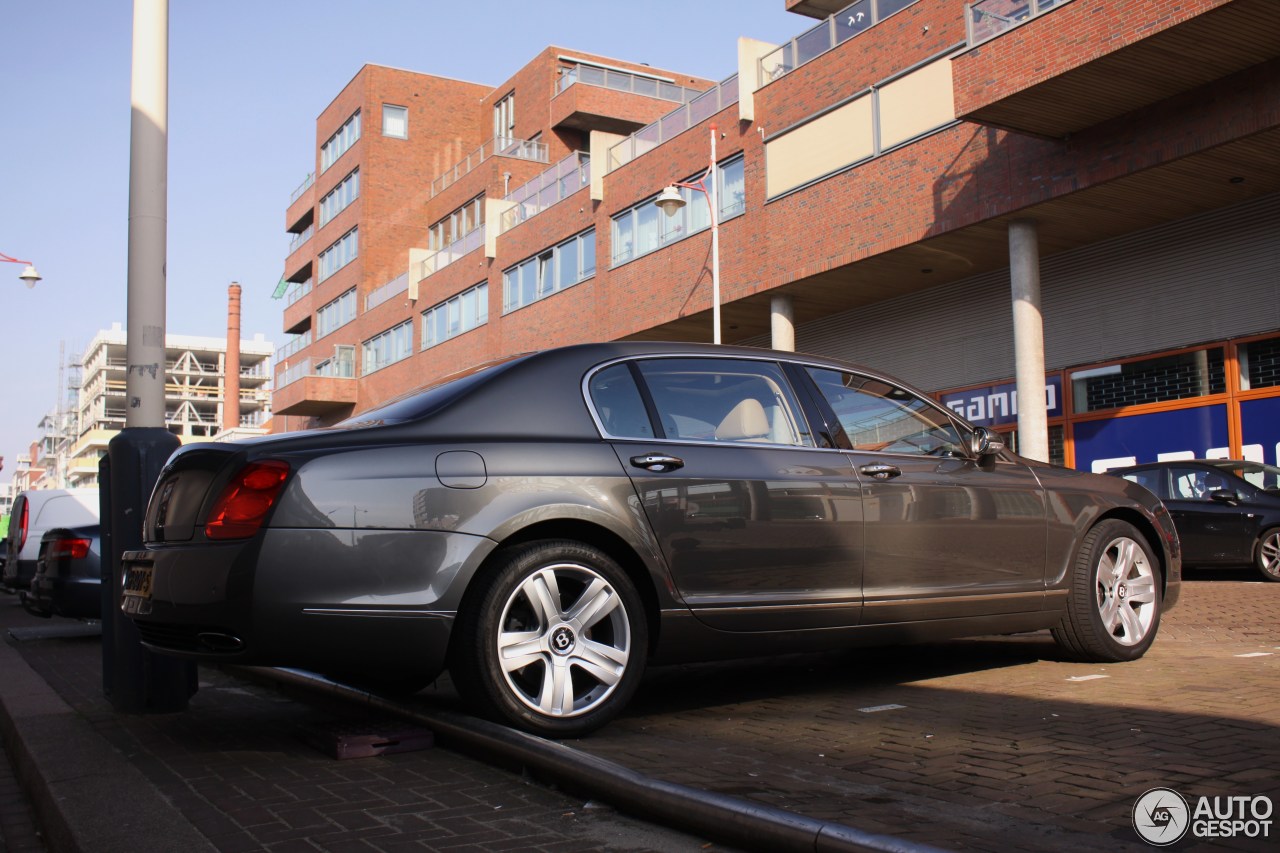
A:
[656, 123, 720, 344]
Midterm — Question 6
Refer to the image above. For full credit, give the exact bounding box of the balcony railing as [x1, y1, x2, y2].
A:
[289, 224, 314, 254]
[607, 75, 739, 171]
[420, 226, 485, 278]
[500, 152, 590, 231]
[555, 64, 705, 104]
[430, 136, 549, 198]
[276, 354, 355, 389]
[966, 0, 1070, 46]
[365, 272, 408, 312]
[275, 330, 312, 362]
[758, 0, 921, 85]
[286, 278, 312, 306]
[290, 172, 314, 204]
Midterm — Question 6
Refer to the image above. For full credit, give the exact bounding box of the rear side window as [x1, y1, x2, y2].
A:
[635, 358, 814, 446]
[587, 364, 654, 439]
[1121, 470, 1167, 499]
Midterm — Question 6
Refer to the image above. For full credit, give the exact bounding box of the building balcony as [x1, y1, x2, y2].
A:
[283, 279, 313, 334]
[499, 153, 590, 232]
[551, 63, 708, 135]
[273, 356, 357, 416]
[607, 74, 739, 171]
[430, 136, 548, 198]
[287, 172, 315, 232]
[953, 0, 1279, 139]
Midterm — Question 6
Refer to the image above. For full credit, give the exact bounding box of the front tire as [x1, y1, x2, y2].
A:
[1255, 527, 1280, 582]
[451, 540, 648, 737]
[1052, 519, 1162, 662]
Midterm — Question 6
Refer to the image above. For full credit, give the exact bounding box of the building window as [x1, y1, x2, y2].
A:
[315, 345, 355, 378]
[316, 289, 356, 338]
[422, 282, 488, 349]
[429, 195, 485, 251]
[494, 91, 515, 142]
[611, 154, 745, 266]
[318, 228, 358, 282]
[319, 169, 359, 227]
[503, 230, 595, 313]
[1070, 348, 1227, 414]
[320, 111, 360, 173]
[382, 104, 408, 138]
[362, 320, 414, 375]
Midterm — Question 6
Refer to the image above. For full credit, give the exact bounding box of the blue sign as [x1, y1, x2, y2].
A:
[1074, 404, 1229, 473]
[939, 375, 1063, 428]
[1239, 396, 1280, 467]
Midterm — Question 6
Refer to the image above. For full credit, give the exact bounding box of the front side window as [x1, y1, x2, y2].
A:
[382, 104, 408, 138]
[806, 367, 963, 456]
[634, 358, 813, 446]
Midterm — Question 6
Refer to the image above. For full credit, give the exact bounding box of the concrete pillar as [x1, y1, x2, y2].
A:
[771, 294, 795, 352]
[1009, 220, 1049, 462]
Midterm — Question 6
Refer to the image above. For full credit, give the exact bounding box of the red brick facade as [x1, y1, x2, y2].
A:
[273, 0, 1279, 430]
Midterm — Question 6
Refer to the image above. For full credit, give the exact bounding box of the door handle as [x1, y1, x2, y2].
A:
[859, 464, 902, 480]
[630, 453, 684, 473]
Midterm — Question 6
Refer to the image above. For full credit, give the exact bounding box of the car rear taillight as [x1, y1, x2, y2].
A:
[205, 460, 291, 540]
[49, 537, 91, 559]
[17, 502, 28, 551]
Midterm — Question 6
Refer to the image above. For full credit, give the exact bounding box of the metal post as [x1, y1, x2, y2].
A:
[102, 0, 195, 713]
[709, 124, 721, 345]
[1009, 219, 1049, 462]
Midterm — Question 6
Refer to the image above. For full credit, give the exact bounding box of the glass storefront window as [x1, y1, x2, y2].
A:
[1070, 349, 1225, 414]
[1238, 336, 1280, 391]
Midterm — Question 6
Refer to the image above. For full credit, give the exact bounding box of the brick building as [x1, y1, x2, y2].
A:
[273, 0, 1280, 472]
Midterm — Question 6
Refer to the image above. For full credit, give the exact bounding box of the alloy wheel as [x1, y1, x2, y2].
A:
[1094, 536, 1158, 646]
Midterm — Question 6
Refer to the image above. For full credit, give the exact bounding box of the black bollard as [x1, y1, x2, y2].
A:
[101, 427, 197, 713]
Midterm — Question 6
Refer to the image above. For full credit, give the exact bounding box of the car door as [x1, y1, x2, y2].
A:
[1160, 465, 1253, 564]
[797, 365, 1048, 623]
[587, 357, 864, 632]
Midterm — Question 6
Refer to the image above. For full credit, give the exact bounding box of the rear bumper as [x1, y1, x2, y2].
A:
[29, 575, 101, 620]
[122, 526, 496, 681]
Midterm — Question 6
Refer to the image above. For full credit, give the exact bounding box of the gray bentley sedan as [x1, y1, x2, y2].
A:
[122, 342, 1181, 735]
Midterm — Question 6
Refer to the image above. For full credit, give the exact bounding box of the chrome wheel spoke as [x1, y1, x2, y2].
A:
[1126, 575, 1157, 604]
[537, 659, 574, 716]
[498, 630, 545, 673]
[1114, 538, 1137, 578]
[575, 637, 628, 677]
[526, 570, 564, 625]
[1118, 601, 1145, 640]
[1262, 536, 1280, 570]
[567, 579, 619, 630]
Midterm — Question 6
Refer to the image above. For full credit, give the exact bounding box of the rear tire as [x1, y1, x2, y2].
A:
[1255, 527, 1280, 582]
[451, 540, 647, 737]
[1052, 519, 1162, 662]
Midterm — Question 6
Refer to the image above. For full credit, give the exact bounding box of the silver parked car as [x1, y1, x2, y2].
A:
[121, 343, 1181, 735]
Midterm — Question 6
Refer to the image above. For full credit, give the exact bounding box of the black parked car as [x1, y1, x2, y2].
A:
[23, 524, 102, 620]
[121, 343, 1181, 735]
[1108, 459, 1280, 582]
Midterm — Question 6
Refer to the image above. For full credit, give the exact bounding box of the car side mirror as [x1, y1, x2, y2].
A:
[1208, 488, 1241, 504]
[966, 426, 1005, 458]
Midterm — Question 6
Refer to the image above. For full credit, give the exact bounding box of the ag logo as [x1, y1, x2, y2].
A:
[1133, 787, 1190, 846]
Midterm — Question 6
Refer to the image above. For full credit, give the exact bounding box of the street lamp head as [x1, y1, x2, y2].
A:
[655, 185, 686, 217]
[18, 265, 41, 288]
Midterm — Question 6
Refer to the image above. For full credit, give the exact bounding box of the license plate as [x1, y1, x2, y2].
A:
[121, 565, 154, 615]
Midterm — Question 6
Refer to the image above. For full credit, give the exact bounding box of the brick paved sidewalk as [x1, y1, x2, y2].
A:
[0, 599, 721, 853]
[559, 577, 1280, 852]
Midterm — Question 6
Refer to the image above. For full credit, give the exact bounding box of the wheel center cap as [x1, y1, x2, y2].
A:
[550, 625, 576, 656]
[1117, 584, 1127, 599]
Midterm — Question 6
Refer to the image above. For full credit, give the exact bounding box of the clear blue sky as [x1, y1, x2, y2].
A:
[0, 0, 805, 488]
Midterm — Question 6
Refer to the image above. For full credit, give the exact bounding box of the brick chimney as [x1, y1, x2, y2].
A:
[223, 282, 242, 433]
